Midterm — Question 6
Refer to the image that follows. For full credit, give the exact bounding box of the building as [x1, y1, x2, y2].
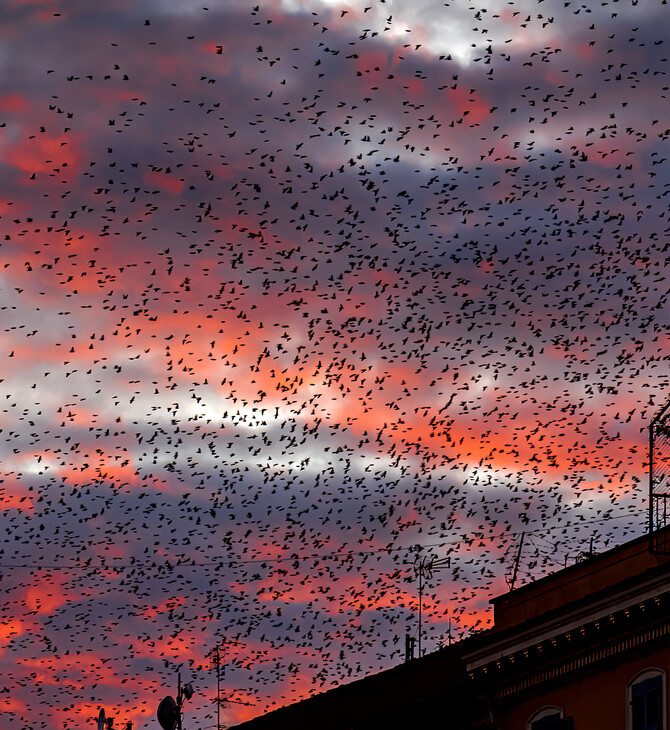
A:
[467, 527, 670, 729]
[230, 527, 670, 730]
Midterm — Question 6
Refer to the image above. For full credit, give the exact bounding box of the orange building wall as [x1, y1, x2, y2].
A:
[495, 645, 670, 730]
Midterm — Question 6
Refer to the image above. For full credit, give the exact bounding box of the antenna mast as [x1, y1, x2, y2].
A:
[508, 531, 525, 591]
[156, 670, 194, 730]
[413, 551, 450, 658]
[177, 673, 183, 730]
[649, 395, 670, 554]
[212, 643, 224, 730]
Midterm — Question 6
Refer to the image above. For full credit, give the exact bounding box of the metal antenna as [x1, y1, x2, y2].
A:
[177, 672, 183, 730]
[508, 531, 525, 590]
[176, 671, 194, 730]
[404, 633, 416, 662]
[413, 550, 451, 657]
[208, 639, 250, 723]
[156, 668, 192, 730]
[212, 643, 223, 730]
[416, 555, 426, 659]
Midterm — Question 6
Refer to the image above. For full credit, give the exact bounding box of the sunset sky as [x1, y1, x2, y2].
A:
[0, 0, 668, 727]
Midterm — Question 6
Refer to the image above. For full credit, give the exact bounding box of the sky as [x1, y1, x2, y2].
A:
[0, 0, 668, 727]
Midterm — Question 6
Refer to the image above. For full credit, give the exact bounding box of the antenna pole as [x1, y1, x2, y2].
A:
[418, 560, 423, 658]
[510, 531, 525, 590]
[412, 554, 448, 658]
[216, 645, 221, 730]
[177, 672, 183, 730]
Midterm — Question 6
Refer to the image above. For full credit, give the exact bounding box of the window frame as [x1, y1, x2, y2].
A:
[628, 668, 666, 730]
[527, 705, 564, 730]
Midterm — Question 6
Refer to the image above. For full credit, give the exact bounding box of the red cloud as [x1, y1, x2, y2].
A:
[5, 131, 79, 175]
[446, 87, 490, 126]
[25, 581, 68, 615]
[145, 169, 184, 195]
[0, 94, 30, 113]
[0, 619, 25, 650]
[0, 478, 33, 513]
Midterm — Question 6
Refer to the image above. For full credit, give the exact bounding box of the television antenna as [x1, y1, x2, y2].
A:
[211, 643, 224, 730]
[208, 639, 253, 718]
[413, 550, 451, 657]
[506, 531, 526, 590]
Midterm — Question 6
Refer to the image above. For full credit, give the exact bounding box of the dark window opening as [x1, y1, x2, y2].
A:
[531, 714, 574, 730]
[631, 675, 663, 730]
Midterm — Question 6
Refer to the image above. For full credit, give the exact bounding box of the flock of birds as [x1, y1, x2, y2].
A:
[0, 0, 668, 727]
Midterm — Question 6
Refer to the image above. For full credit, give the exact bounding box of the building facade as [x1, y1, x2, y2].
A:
[231, 530, 670, 730]
[467, 530, 670, 730]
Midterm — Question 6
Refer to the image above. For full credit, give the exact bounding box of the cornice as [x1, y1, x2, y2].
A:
[469, 592, 670, 699]
[466, 568, 670, 670]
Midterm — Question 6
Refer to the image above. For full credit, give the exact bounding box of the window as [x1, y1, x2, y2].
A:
[532, 713, 562, 729]
[528, 707, 574, 730]
[629, 670, 665, 730]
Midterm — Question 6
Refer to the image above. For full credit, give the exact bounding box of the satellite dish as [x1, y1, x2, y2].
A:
[157, 696, 179, 730]
[183, 682, 194, 701]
